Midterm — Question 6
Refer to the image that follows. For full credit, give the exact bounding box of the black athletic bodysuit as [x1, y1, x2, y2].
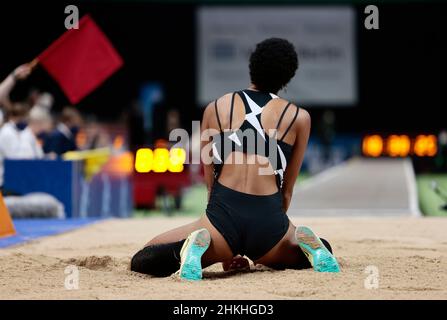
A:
[206, 89, 299, 260]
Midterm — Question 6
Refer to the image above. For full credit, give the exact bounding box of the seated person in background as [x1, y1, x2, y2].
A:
[43, 107, 82, 157]
[0, 102, 43, 187]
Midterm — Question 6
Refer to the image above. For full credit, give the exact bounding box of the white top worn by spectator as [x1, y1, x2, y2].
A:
[0, 121, 43, 186]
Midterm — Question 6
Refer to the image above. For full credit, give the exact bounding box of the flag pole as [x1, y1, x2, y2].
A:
[29, 58, 39, 71]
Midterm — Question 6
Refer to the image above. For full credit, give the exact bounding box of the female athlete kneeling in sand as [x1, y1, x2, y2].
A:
[131, 38, 340, 280]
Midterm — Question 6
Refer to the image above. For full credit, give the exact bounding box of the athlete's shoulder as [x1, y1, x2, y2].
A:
[218, 92, 237, 103]
[272, 94, 297, 108]
[276, 95, 308, 121]
[203, 92, 237, 117]
[204, 92, 234, 108]
[273, 96, 298, 110]
[295, 107, 311, 130]
[274, 96, 303, 115]
[202, 92, 231, 124]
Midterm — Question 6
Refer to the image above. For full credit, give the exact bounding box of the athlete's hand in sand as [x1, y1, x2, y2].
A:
[222, 255, 250, 271]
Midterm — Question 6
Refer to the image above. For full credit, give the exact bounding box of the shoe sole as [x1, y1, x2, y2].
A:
[295, 226, 340, 273]
[179, 228, 211, 281]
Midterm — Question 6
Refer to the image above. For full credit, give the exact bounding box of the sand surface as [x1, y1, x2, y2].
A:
[1, 216, 447, 299]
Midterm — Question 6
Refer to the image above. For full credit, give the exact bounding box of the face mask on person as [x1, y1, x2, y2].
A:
[15, 121, 28, 131]
[70, 126, 80, 137]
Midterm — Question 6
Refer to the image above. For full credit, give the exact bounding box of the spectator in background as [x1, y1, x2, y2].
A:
[28, 89, 54, 111]
[28, 89, 55, 144]
[43, 107, 82, 157]
[29, 90, 54, 120]
[0, 102, 43, 187]
[29, 91, 54, 139]
[29, 105, 54, 145]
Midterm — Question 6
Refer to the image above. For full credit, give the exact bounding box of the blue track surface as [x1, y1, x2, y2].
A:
[0, 218, 103, 248]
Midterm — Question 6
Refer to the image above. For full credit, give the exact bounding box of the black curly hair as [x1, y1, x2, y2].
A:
[249, 38, 298, 94]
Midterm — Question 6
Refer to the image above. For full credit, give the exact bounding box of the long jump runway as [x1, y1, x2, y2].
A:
[289, 158, 420, 217]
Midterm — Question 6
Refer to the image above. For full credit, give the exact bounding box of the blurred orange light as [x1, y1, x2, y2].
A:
[363, 135, 383, 157]
[113, 135, 124, 150]
[105, 152, 134, 175]
[387, 135, 410, 157]
[115, 152, 134, 174]
[135, 148, 153, 173]
[414, 135, 437, 157]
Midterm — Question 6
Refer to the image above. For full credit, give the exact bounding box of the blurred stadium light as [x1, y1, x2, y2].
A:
[135, 147, 186, 173]
[362, 134, 438, 158]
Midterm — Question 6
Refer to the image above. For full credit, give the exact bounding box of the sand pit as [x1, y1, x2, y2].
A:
[1, 216, 447, 299]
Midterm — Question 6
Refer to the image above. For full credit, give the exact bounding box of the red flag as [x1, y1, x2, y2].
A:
[38, 14, 123, 104]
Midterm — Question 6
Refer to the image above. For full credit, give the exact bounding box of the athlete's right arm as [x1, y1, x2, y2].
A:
[201, 102, 215, 200]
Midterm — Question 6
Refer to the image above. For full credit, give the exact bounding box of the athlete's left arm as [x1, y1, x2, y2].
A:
[200, 102, 215, 201]
[281, 107, 311, 213]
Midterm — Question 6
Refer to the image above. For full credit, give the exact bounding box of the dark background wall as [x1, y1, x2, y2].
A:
[1, 1, 446, 134]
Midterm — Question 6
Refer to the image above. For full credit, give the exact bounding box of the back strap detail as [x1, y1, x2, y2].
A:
[279, 106, 299, 141]
[229, 92, 237, 130]
[276, 102, 292, 130]
[214, 99, 223, 131]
